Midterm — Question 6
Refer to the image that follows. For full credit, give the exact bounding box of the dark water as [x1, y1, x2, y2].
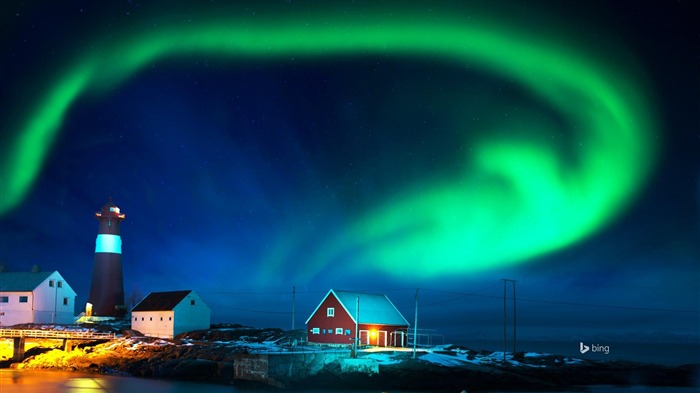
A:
[461, 339, 700, 366]
[0, 370, 697, 393]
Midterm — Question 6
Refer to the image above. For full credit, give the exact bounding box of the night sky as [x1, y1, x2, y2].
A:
[1, 1, 698, 346]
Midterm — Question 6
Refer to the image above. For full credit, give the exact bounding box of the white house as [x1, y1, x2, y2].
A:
[131, 290, 210, 339]
[0, 270, 77, 326]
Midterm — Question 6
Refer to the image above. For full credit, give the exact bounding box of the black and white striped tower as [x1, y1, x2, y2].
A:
[86, 198, 126, 317]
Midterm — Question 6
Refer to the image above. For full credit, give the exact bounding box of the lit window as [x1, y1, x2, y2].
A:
[19, 296, 28, 303]
[0, 296, 8, 303]
[322, 329, 326, 334]
[49, 280, 55, 287]
[336, 328, 343, 335]
[311, 328, 320, 334]
[57, 281, 63, 288]
[327, 307, 334, 317]
[63, 298, 69, 306]
[190, 300, 195, 305]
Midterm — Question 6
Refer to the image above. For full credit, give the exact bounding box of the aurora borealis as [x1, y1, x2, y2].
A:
[1, 1, 697, 345]
[1, 3, 655, 276]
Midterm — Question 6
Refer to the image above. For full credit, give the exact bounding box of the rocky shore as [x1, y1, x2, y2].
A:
[1, 324, 697, 391]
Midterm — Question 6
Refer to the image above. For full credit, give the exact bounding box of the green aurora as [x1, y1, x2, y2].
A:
[0, 6, 656, 278]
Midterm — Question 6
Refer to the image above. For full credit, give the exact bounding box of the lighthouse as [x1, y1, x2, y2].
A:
[86, 198, 126, 318]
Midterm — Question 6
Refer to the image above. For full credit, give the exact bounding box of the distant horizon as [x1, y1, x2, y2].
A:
[5, 265, 698, 345]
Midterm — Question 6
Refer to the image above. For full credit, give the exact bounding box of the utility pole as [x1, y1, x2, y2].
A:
[292, 286, 296, 331]
[513, 280, 517, 354]
[354, 297, 359, 358]
[413, 288, 419, 359]
[502, 279, 507, 362]
[502, 278, 517, 361]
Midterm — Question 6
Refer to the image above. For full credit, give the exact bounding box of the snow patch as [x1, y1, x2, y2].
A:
[421, 352, 469, 366]
[362, 353, 402, 365]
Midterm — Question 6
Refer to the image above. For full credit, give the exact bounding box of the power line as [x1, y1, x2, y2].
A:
[205, 287, 698, 315]
[515, 297, 699, 314]
[420, 288, 698, 314]
[203, 290, 324, 295]
[206, 302, 293, 315]
[420, 284, 500, 307]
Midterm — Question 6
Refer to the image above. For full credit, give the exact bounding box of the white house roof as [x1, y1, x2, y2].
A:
[132, 290, 193, 312]
[0, 271, 54, 291]
[306, 289, 410, 326]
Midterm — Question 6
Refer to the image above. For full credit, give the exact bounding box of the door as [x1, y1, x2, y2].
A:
[359, 330, 369, 345]
[378, 330, 387, 347]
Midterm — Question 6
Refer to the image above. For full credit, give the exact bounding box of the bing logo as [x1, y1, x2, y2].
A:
[579, 342, 590, 354]
[579, 341, 610, 355]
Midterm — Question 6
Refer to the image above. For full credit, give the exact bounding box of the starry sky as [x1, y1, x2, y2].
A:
[1, 1, 698, 347]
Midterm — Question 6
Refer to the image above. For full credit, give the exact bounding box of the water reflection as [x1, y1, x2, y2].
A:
[1, 370, 695, 393]
[1, 370, 256, 393]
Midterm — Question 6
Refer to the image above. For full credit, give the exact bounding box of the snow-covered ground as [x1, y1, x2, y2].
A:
[360, 345, 586, 368]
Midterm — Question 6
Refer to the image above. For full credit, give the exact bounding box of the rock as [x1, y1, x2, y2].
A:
[173, 358, 219, 380]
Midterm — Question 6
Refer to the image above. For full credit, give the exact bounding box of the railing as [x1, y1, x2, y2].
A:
[0, 329, 115, 340]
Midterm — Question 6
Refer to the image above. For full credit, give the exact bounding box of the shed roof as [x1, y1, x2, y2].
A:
[132, 290, 192, 312]
[0, 271, 53, 292]
[306, 289, 410, 326]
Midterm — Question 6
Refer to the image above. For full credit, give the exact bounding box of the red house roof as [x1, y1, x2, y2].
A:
[305, 289, 409, 326]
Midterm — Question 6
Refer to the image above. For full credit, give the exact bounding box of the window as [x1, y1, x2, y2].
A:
[141, 317, 144, 321]
[336, 328, 343, 335]
[327, 307, 334, 317]
[63, 297, 69, 306]
[57, 281, 63, 288]
[0, 296, 8, 303]
[190, 300, 195, 305]
[345, 330, 351, 335]
[169, 317, 172, 321]
[160, 317, 163, 321]
[150, 317, 152, 321]
[19, 296, 28, 303]
[134, 317, 137, 321]
[311, 328, 320, 334]
[322, 329, 326, 334]
[49, 280, 55, 287]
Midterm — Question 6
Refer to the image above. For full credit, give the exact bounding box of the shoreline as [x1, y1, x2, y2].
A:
[1, 325, 698, 391]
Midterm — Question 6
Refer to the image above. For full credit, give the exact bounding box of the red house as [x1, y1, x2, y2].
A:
[305, 289, 410, 347]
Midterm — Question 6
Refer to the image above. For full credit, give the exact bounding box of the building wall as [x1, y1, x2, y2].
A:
[0, 291, 34, 326]
[0, 272, 77, 326]
[32, 272, 76, 324]
[307, 293, 356, 345]
[172, 292, 210, 337]
[357, 324, 408, 347]
[131, 292, 210, 339]
[132, 310, 175, 338]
